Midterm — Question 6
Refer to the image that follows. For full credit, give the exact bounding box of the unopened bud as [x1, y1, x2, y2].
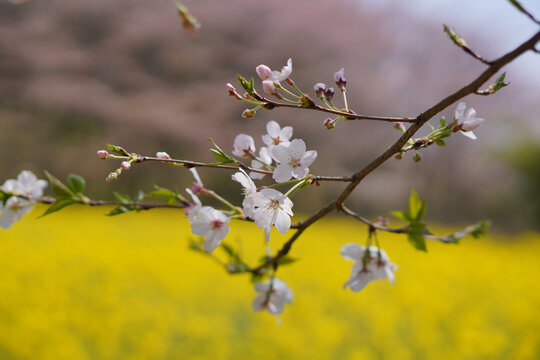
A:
[323, 118, 335, 129]
[226, 83, 241, 99]
[413, 152, 422, 163]
[314, 83, 326, 98]
[156, 151, 171, 160]
[106, 172, 118, 182]
[395, 152, 403, 160]
[121, 161, 131, 170]
[256, 64, 272, 80]
[242, 109, 255, 119]
[97, 150, 110, 159]
[334, 68, 347, 91]
[324, 87, 334, 100]
[393, 122, 406, 132]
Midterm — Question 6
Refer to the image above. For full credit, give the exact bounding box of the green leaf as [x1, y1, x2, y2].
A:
[107, 206, 132, 216]
[408, 189, 426, 221]
[210, 149, 234, 164]
[151, 185, 175, 198]
[113, 192, 132, 204]
[40, 199, 76, 217]
[439, 117, 447, 129]
[277, 256, 297, 266]
[391, 210, 412, 222]
[66, 174, 85, 194]
[237, 75, 254, 95]
[488, 72, 509, 94]
[471, 220, 490, 239]
[427, 122, 435, 131]
[105, 144, 129, 156]
[407, 222, 430, 252]
[443, 24, 467, 47]
[435, 139, 446, 147]
[44, 171, 74, 199]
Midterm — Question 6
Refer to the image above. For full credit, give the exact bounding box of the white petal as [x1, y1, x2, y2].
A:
[191, 221, 211, 236]
[300, 150, 317, 168]
[455, 102, 466, 120]
[272, 144, 290, 164]
[288, 139, 306, 155]
[274, 210, 291, 234]
[266, 120, 281, 138]
[273, 164, 293, 183]
[291, 166, 308, 179]
[460, 130, 477, 140]
[341, 243, 365, 261]
[280, 126, 293, 141]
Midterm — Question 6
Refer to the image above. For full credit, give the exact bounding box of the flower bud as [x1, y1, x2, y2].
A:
[156, 152, 171, 160]
[242, 109, 255, 119]
[334, 68, 347, 91]
[314, 83, 326, 98]
[324, 87, 334, 100]
[97, 150, 110, 159]
[121, 161, 131, 170]
[106, 172, 118, 182]
[226, 83, 241, 99]
[393, 122, 406, 132]
[323, 118, 335, 129]
[413, 152, 422, 163]
[256, 65, 272, 80]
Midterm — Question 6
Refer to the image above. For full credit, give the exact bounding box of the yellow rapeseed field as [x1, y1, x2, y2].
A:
[0, 206, 539, 360]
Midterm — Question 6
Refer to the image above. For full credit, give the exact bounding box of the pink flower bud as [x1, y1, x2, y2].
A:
[121, 161, 131, 170]
[97, 150, 109, 159]
[314, 83, 326, 98]
[256, 65, 272, 80]
[323, 118, 335, 129]
[393, 122, 406, 132]
[156, 152, 171, 160]
[334, 68, 347, 91]
[226, 83, 241, 99]
[324, 87, 334, 100]
[242, 109, 255, 119]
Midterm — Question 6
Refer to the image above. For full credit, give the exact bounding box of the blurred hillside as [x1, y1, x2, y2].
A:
[0, 0, 538, 229]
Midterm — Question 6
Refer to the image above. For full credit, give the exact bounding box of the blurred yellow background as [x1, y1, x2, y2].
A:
[0, 207, 538, 359]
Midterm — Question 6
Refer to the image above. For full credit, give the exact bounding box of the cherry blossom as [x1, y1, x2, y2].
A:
[232, 134, 256, 158]
[272, 139, 317, 183]
[0, 170, 47, 229]
[188, 203, 230, 253]
[252, 278, 293, 315]
[454, 102, 485, 140]
[250, 147, 273, 180]
[261, 120, 293, 155]
[255, 64, 272, 80]
[341, 244, 398, 292]
[269, 58, 293, 83]
[248, 188, 293, 241]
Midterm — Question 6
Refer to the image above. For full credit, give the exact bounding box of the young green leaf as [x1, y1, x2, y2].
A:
[40, 199, 76, 217]
[107, 206, 132, 216]
[408, 189, 426, 221]
[113, 192, 132, 204]
[105, 144, 129, 156]
[390, 210, 412, 222]
[407, 222, 430, 252]
[44, 171, 74, 199]
[66, 174, 85, 194]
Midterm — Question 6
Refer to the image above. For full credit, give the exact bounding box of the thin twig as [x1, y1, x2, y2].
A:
[263, 99, 416, 123]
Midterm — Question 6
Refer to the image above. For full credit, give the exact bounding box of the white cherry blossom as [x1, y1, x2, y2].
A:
[341, 244, 398, 292]
[454, 102, 485, 140]
[269, 58, 293, 83]
[232, 134, 256, 157]
[0, 170, 47, 229]
[248, 188, 293, 241]
[231, 169, 257, 218]
[272, 139, 317, 183]
[252, 278, 293, 315]
[188, 205, 230, 253]
[250, 146, 273, 180]
[261, 120, 293, 155]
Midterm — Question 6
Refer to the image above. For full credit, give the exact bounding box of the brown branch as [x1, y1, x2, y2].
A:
[507, 0, 540, 25]
[34, 196, 189, 210]
[262, 99, 416, 123]
[339, 205, 407, 234]
[252, 29, 540, 272]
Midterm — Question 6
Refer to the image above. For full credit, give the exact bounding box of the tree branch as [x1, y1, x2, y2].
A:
[255, 29, 540, 271]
